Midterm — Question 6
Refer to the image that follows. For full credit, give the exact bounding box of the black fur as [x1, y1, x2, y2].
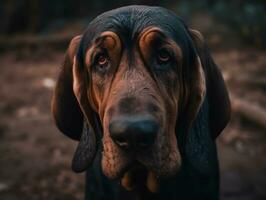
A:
[55, 5, 230, 200]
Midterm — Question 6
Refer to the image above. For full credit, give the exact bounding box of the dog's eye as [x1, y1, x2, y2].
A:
[96, 53, 108, 66]
[157, 48, 171, 63]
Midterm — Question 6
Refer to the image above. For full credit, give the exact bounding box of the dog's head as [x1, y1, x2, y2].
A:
[52, 6, 230, 192]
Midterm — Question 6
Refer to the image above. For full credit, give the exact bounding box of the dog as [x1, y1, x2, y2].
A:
[51, 5, 230, 200]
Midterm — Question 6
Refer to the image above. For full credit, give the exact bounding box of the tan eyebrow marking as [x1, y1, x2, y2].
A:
[138, 27, 182, 61]
[99, 31, 121, 50]
[139, 27, 165, 44]
[85, 31, 121, 66]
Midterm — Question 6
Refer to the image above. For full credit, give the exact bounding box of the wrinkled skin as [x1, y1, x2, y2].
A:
[91, 28, 183, 179]
[52, 5, 231, 200]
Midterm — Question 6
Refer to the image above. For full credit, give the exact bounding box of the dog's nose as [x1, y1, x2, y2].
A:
[109, 116, 159, 149]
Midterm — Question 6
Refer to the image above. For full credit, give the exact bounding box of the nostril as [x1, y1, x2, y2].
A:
[133, 120, 159, 147]
[113, 136, 129, 147]
[136, 138, 152, 148]
[115, 137, 126, 144]
[114, 138, 130, 149]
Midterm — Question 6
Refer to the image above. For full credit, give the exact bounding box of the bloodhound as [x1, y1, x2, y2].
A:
[51, 5, 230, 200]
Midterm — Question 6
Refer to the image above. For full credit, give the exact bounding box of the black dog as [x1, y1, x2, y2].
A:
[52, 5, 230, 200]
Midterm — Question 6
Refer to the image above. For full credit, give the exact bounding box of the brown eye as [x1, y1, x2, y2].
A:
[157, 48, 171, 63]
[97, 54, 108, 66]
[94, 53, 109, 73]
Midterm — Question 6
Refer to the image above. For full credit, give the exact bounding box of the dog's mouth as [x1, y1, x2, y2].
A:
[101, 130, 182, 191]
[120, 162, 160, 193]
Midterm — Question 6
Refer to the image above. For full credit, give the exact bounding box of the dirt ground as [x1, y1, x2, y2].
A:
[0, 45, 265, 199]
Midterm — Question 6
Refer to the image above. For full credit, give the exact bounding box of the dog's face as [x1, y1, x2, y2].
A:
[52, 6, 230, 193]
[89, 27, 183, 181]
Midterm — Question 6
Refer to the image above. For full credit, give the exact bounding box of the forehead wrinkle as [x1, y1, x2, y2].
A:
[83, 7, 166, 47]
[80, 6, 196, 69]
[116, 48, 134, 73]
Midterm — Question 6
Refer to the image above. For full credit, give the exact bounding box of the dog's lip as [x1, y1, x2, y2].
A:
[120, 162, 147, 189]
[116, 161, 143, 179]
[118, 161, 160, 193]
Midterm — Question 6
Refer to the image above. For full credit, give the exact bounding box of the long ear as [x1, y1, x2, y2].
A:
[51, 35, 83, 140]
[51, 36, 98, 172]
[181, 54, 206, 132]
[189, 29, 231, 138]
[71, 55, 99, 172]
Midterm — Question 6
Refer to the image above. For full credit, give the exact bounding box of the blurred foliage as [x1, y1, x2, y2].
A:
[174, 0, 266, 48]
[211, 1, 266, 48]
[0, 0, 161, 34]
[0, 0, 265, 48]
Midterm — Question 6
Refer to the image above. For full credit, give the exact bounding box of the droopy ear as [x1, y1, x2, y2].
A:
[183, 55, 206, 130]
[71, 55, 98, 172]
[51, 35, 83, 140]
[51, 35, 98, 172]
[189, 29, 231, 138]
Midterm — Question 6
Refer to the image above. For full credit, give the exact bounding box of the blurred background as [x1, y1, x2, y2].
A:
[0, 0, 265, 199]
